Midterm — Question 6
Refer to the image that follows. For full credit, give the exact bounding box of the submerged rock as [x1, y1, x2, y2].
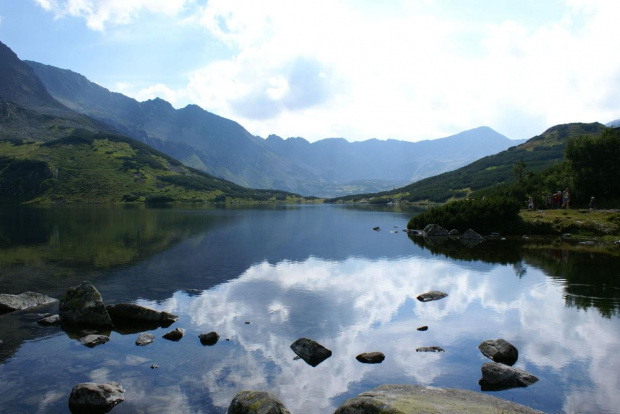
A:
[79, 334, 109, 348]
[228, 391, 290, 414]
[478, 339, 519, 366]
[290, 338, 332, 367]
[135, 333, 155, 346]
[0, 292, 57, 314]
[68, 381, 124, 413]
[106, 303, 178, 327]
[37, 314, 61, 326]
[199, 331, 220, 346]
[416, 346, 445, 353]
[59, 282, 112, 328]
[334, 384, 544, 414]
[416, 291, 448, 302]
[356, 352, 385, 364]
[162, 327, 185, 341]
[479, 362, 539, 391]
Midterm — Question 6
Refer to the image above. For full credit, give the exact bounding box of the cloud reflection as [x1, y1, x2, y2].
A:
[131, 255, 620, 413]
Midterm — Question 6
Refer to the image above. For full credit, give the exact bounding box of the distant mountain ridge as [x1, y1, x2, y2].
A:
[27, 60, 524, 197]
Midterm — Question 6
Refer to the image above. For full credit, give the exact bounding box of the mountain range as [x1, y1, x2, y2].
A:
[26, 59, 524, 197]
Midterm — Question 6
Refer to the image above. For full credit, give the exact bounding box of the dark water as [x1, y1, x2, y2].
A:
[0, 205, 619, 413]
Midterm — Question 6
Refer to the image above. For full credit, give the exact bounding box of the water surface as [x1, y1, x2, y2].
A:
[0, 205, 619, 413]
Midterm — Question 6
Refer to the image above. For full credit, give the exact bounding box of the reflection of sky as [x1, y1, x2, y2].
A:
[130, 256, 620, 414]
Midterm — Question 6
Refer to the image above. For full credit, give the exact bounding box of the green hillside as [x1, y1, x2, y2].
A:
[328, 122, 606, 204]
[0, 129, 304, 204]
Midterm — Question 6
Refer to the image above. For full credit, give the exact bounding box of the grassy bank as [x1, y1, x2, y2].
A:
[520, 208, 620, 241]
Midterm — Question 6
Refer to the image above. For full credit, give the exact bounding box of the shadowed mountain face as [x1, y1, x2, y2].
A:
[26, 59, 523, 197]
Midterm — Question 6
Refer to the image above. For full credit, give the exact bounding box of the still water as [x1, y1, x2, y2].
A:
[0, 205, 619, 413]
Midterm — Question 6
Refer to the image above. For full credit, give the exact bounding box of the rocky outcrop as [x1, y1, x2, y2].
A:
[106, 303, 178, 327]
[59, 282, 112, 328]
[356, 352, 385, 364]
[479, 362, 539, 391]
[0, 292, 57, 314]
[135, 333, 155, 346]
[68, 381, 124, 413]
[334, 384, 544, 413]
[478, 339, 518, 366]
[416, 291, 448, 302]
[448, 229, 460, 236]
[199, 331, 220, 346]
[228, 390, 290, 414]
[423, 224, 449, 237]
[79, 334, 109, 348]
[290, 338, 332, 367]
[162, 327, 185, 341]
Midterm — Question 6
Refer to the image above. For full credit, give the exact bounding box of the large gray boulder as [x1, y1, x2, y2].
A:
[334, 384, 544, 413]
[0, 292, 57, 314]
[106, 303, 178, 327]
[423, 224, 449, 237]
[228, 390, 290, 414]
[68, 381, 124, 413]
[478, 339, 518, 366]
[59, 282, 112, 328]
[290, 337, 332, 367]
[479, 362, 539, 391]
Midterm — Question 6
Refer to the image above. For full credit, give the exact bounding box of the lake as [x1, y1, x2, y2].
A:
[0, 205, 619, 413]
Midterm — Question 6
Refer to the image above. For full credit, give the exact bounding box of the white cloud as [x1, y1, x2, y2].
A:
[34, 0, 191, 31]
[33, 0, 620, 141]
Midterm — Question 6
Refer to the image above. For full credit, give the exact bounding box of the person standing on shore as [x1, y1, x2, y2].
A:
[562, 188, 570, 209]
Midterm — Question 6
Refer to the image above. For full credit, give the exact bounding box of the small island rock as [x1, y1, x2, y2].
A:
[290, 337, 332, 367]
[135, 333, 155, 346]
[356, 352, 385, 364]
[162, 327, 185, 341]
[0, 292, 57, 314]
[199, 331, 220, 346]
[68, 381, 124, 413]
[479, 362, 539, 391]
[416, 326, 428, 331]
[59, 282, 112, 328]
[416, 346, 445, 353]
[416, 291, 448, 302]
[478, 338, 519, 366]
[228, 391, 290, 414]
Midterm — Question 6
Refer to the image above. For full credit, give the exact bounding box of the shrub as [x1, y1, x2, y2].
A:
[407, 197, 522, 235]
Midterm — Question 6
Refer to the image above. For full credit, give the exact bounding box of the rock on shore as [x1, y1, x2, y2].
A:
[334, 384, 544, 413]
[0, 292, 57, 314]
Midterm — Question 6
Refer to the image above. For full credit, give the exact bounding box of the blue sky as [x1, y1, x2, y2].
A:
[0, 0, 619, 142]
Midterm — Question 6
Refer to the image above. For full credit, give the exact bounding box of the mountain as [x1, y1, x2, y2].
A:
[606, 119, 620, 128]
[0, 41, 300, 204]
[26, 60, 523, 197]
[329, 122, 606, 203]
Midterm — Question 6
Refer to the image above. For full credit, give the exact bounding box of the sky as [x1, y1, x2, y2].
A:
[0, 0, 619, 143]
